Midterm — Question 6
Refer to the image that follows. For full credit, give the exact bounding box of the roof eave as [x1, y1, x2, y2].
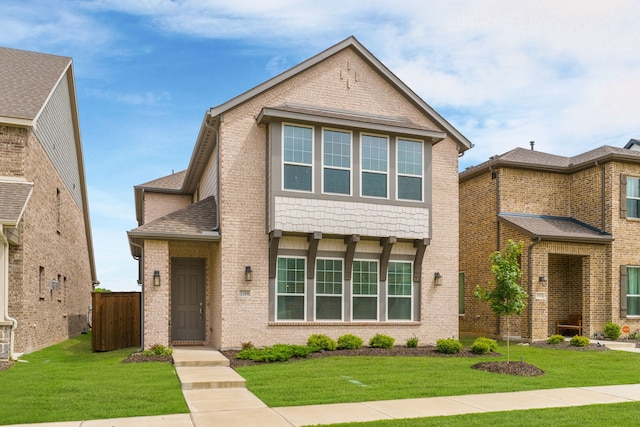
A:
[127, 230, 221, 257]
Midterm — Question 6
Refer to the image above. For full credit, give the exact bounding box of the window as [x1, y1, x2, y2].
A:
[459, 272, 465, 315]
[627, 177, 640, 218]
[627, 267, 640, 316]
[361, 134, 388, 198]
[387, 262, 412, 320]
[283, 125, 313, 191]
[276, 257, 306, 320]
[315, 259, 343, 320]
[352, 260, 378, 320]
[397, 139, 423, 201]
[323, 129, 351, 195]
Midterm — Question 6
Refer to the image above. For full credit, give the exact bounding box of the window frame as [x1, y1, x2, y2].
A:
[626, 176, 640, 219]
[275, 256, 307, 321]
[282, 123, 314, 193]
[360, 133, 389, 199]
[626, 266, 640, 317]
[386, 261, 413, 321]
[321, 127, 352, 196]
[351, 259, 379, 321]
[314, 257, 344, 321]
[396, 138, 424, 202]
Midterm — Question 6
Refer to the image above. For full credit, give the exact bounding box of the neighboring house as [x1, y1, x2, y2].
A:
[0, 47, 97, 360]
[128, 37, 472, 350]
[459, 143, 640, 341]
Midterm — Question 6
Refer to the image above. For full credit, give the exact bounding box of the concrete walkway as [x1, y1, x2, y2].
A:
[5, 345, 640, 427]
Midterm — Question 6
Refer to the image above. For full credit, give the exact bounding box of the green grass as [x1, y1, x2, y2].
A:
[315, 402, 640, 427]
[237, 341, 640, 407]
[0, 333, 188, 425]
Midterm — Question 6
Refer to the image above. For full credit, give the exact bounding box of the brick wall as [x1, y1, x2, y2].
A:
[143, 192, 192, 224]
[143, 240, 170, 347]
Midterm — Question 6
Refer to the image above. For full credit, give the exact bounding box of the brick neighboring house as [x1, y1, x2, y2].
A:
[0, 47, 97, 359]
[128, 37, 473, 350]
[459, 143, 640, 341]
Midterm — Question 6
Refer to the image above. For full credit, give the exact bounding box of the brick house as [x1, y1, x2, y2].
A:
[0, 47, 97, 359]
[459, 143, 640, 341]
[127, 37, 472, 350]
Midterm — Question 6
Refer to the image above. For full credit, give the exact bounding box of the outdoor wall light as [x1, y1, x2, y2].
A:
[434, 272, 443, 286]
[245, 266, 253, 282]
[539, 275, 548, 285]
[153, 270, 161, 286]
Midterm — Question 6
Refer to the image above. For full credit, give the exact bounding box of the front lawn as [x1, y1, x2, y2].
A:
[236, 340, 640, 407]
[0, 333, 188, 425]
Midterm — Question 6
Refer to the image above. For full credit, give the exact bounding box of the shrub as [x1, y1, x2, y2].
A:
[142, 344, 173, 357]
[307, 334, 337, 351]
[604, 322, 622, 340]
[547, 334, 565, 345]
[236, 344, 313, 363]
[472, 337, 498, 352]
[470, 341, 491, 355]
[369, 334, 395, 349]
[436, 338, 463, 354]
[337, 334, 364, 350]
[628, 329, 640, 340]
[241, 341, 254, 350]
[569, 335, 590, 347]
[406, 336, 419, 348]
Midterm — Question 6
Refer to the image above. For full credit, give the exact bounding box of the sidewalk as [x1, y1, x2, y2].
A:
[4, 347, 640, 427]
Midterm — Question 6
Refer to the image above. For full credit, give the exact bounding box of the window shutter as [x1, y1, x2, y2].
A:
[620, 265, 628, 318]
[620, 174, 627, 219]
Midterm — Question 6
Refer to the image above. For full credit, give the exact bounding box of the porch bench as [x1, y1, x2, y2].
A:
[556, 314, 582, 336]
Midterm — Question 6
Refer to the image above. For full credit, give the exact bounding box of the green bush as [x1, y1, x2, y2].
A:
[436, 338, 463, 354]
[569, 335, 590, 347]
[472, 337, 498, 352]
[628, 329, 640, 340]
[369, 333, 395, 349]
[406, 336, 419, 348]
[547, 334, 565, 344]
[604, 322, 622, 340]
[337, 334, 364, 350]
[142, 344, 173, 357]
[236, 344, 313, 363]
[307, 334, 337, 351]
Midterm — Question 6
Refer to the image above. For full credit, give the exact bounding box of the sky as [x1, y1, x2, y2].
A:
[2, 0, 640, 291]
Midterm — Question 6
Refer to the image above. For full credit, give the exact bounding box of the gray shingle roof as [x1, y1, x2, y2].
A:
[0, 178, 33, 224]
[0, 47, 71, 121]
[498, 213, 612, 244]
[137, 170, 186, 191]
[129, 196, 218, 237]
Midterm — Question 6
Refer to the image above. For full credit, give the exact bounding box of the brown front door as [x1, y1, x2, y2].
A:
[171, 258, 205, 342]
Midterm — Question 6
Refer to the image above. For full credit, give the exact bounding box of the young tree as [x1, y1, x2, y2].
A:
[475, 239, 527, 362]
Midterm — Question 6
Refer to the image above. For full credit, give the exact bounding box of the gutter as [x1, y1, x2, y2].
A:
[527, 237, 542, 340]
[0, 227, 18, 360]
[129, 240, 145, 353]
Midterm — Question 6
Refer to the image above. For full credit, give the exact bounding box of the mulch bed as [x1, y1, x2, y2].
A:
[122, 353, 174, 364]
[472, 361, 545, 376]
[0, 361, 12, 372]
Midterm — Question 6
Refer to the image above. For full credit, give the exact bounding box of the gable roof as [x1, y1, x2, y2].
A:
[624, 139, 640, 151]
[181, 36, 473, 193]
[128, 196, 219, 257]
[498, 213, 613, 244]
[461, 145, 640, 182]
[0, 47, 72, 125]
[0, 177, 33, 225]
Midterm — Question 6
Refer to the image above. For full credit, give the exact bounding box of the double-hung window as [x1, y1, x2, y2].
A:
[276, 257, 306, 321]
[323, 129, 351, 195]
[361, 134, 388, 198]
[627, 267, 640, 316]
[387, 262, 412, 320]
[315, 259, 343, 320]
[283, 124, 313, 192]
[627, 177, 640, 218]
[352, 260, 378, 320]
[397, 139, 423, 201]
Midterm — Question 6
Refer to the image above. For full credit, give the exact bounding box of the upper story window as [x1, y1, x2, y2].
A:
[283, 124, 313, 192]
[322, 129, 351, 195]
[397, 139, 423, 201]
[627, 177, 640, 218]
[361, 134, 388, 198]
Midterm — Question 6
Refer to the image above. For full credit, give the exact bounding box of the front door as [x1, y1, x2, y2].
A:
[171, 258, 205, 342]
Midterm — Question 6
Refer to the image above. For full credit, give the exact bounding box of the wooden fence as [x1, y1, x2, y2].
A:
[91, 292, 141, 352]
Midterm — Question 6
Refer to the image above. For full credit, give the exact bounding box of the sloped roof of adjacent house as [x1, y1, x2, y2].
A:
[0, 178, 33, 225]
[0, 47, 72, 124]
[498, 213, 613, 244]
[128, 196, 219, 258]
[136, 170, 186, 191]
[460, 145, 640, 182]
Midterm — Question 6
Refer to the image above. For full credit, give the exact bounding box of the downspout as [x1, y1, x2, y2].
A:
[203, 113, 220, 231]
[527, 237, 542, 340]
[130, 240, 144, 352]
[1, 227, 18, 360]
